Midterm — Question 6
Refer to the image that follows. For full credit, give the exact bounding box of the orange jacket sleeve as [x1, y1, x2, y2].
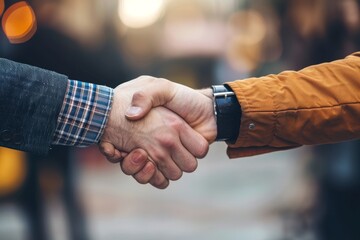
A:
[226, 52, 360, 158]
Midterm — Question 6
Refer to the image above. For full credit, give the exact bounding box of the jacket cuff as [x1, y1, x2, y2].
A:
[52, 80, 113, 147]
[226, 78, 277, 148]
[225, 77, 301, 157]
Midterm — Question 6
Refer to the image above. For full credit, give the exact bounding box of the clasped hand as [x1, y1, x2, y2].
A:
[100, 76, 217, 189]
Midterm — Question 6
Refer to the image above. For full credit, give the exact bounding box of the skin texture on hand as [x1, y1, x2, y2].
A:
[100, 81, 209, 186]
[125, 76, 217, 143]
[99, 76, 217, 189]
[100, 144, 168, 188]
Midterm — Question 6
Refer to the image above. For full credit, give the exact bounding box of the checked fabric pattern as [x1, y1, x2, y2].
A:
[52, 80, 113, 147]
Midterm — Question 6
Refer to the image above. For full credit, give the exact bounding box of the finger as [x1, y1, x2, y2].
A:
[149, 146, 183, 181]
[120, 151, 128, 158]
[149, 168, 169, 189]
[125, 78, 175, 120]
[160, 120, 206, 172]
[167, 138, 198, 173]
[179, 123, 209, 159]
[125, 91, 154, 120]
[99, 141, 115, 157]
[99, 142, 123, 163]
[120, 149, 149, 175]
[108, 149, 124, 163]
[133, 161, 157, 184]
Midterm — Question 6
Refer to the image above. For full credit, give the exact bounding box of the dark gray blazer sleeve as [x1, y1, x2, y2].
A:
[0, 58, 68, 155]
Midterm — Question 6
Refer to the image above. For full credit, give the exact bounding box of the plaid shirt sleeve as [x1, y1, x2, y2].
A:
[52, 79, 114, 147]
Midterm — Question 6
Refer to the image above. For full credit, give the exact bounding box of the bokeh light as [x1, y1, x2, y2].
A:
[228, 10, 267, 45]
[118, 0, 165, 28]
[226, 10, 267, 72]
[0, 148, 26, 196]
[0, 0, 4, 17]
[2, 1, 37, 44]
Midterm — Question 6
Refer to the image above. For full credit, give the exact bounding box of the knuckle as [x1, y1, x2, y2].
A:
[183, 159, 198, 173]
[158, 77, 170, 85]
[135, 171, 151, 184]
[169, 170, 183, 181]
[197, 141, 209, 158]
[168, 118, 184, 131]
[137, 75, 149, 80]
[154, 160, 166, 174]
[164, 141, 176, 150]
[99, 144, 110, 156]
[151, 150, 167, 162]
[135, 176, 148, 185]
[138, 75, 156, 82]
[159, 135, 176, 149]
[98, 144, 106, 153]
[120, 163, 133, 176]
[132, 91, 146, 101]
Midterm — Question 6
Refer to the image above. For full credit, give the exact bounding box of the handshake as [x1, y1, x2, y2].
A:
[99, 76, 219, 189]
[3, 55, 357, 187]
[86, 52, 360, 189]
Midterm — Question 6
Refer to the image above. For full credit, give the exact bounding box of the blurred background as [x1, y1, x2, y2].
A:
[1, 0, 360, 239]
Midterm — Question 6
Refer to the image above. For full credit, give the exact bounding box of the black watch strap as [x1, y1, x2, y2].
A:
[212, 85, 241, 142]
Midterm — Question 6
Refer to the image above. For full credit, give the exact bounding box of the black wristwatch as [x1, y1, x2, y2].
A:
[212, 85, 241, 142]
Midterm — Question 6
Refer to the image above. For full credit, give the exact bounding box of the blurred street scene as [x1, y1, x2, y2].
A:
[1, 0, 360, 239]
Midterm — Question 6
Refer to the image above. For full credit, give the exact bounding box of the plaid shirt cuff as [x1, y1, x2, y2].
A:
[52, 79, 113, 147]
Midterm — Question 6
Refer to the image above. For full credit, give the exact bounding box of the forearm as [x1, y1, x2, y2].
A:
[0, 58, 113, 155]
[227, 52, 360, 157]
[0, 58, 68, 154]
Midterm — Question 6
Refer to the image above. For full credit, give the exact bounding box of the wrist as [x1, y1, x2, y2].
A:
[101, 88, 129, 150]
[200, 88, 213, 99]
[197, 88, 217, 143]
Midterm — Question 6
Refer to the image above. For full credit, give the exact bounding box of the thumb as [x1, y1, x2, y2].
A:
[125, 91, 154, 120]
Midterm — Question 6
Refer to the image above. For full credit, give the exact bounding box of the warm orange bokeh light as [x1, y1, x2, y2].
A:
[0, 147, 26, 196]
[2, 1, 37, 44]
[0, 0, 4, 17]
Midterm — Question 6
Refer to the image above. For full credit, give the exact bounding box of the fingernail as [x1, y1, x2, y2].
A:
[126, 106, 142, 117]
[131, 152, 143, 165]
